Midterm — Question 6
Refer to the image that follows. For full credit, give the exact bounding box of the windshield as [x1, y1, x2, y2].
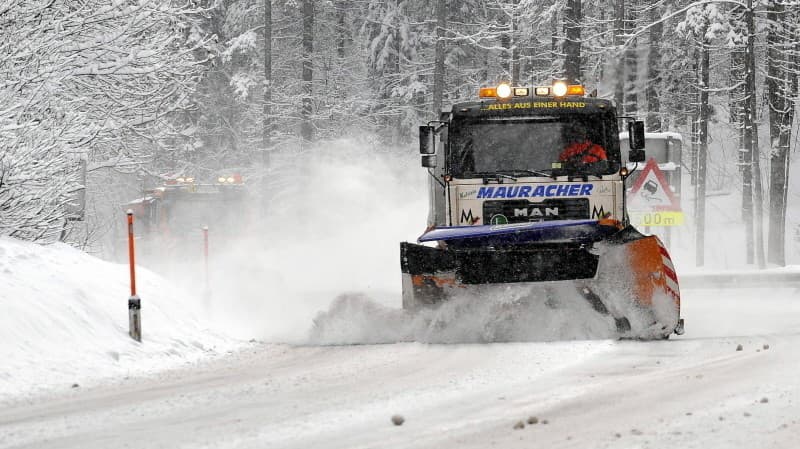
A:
[448, 115, 620, 178]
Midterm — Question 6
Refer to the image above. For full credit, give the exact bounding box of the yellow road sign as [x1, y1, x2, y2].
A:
[630, 211, 684, 227]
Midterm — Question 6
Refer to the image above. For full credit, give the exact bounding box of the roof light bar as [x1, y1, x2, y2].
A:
[217, 174, 244, 184]
[479, 84, 531, 99]
[534, 82, 586, 97]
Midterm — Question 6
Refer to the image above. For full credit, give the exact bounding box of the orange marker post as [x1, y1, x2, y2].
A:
[126, 210, 141, 342]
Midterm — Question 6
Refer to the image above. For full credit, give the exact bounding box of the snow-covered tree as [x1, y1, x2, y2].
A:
[765, 1, 799, 265]
[0, 1, 210, 243]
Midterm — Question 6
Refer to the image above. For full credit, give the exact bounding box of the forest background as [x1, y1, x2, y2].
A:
[1, 0, 798, 268]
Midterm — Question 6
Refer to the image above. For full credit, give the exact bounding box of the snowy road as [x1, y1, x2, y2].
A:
[2, 287, 799, 449]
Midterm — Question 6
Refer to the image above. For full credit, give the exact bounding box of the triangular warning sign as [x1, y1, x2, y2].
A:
[628, 158, 680, 211]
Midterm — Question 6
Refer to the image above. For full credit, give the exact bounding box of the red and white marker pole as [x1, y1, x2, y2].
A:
[126, 210, 142, 342]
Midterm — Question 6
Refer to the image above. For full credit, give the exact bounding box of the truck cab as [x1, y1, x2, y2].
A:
[419, 82, 645, 230]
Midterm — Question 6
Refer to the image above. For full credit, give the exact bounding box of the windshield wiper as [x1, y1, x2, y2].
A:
[550, 165, 606, 181]
[464, 169, 555, 183]
[466, 171, 517, 182]
[496, 169, 553, 178]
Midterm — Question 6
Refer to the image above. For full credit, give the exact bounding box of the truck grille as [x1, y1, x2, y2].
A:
[483, 198, 589, 224]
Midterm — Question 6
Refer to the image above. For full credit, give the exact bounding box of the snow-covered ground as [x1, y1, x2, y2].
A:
[1, 285, 798, 449]
[0, 236, 241, 401]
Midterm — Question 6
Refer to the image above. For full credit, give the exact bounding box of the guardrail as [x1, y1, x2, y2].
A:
[679, 271, 800, 289]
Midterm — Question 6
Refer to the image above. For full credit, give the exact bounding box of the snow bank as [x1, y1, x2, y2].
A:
[0, 237, 239, 402]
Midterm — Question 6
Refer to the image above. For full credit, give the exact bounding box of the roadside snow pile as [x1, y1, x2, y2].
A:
[0, 236, 239, 402]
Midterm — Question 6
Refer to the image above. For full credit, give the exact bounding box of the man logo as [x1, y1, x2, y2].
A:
[513, 207, 558, 218]
[460, 209, 480, 225]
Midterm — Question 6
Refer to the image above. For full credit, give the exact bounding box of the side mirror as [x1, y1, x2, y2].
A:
[628, 120, 645, 150]
[629, 149, 646, 163]
[421, 154, 437, 168]
[419, 126, 435, 155]
[627, 120, 646, 162]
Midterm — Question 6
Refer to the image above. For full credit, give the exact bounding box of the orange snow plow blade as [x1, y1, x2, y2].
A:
[400, 224, 684, 339]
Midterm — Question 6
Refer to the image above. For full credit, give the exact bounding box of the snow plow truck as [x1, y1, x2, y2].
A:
[122, 174, 249, 265]
[400, 81, 684, 339]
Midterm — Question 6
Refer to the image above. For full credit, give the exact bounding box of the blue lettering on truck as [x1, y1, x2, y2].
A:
[477, 184, 594, 199]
